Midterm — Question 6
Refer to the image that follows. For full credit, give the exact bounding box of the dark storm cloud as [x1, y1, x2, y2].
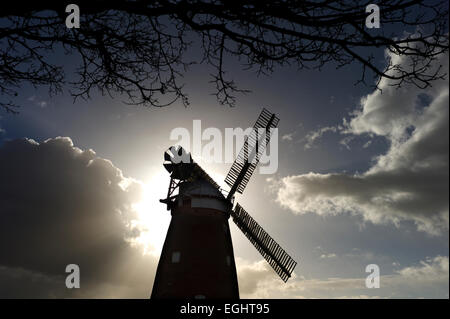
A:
[0, 137, 157, 298]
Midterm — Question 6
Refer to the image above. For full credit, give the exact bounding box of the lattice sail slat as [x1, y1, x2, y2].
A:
[232, 203, 297, 282]
[225, 108, 279, 196]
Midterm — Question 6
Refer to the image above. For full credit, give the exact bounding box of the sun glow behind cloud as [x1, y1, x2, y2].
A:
[131, 169, 171, 256]
[130, 164, 228, 256]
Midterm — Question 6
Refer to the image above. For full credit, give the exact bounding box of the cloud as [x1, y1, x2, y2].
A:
[0, 117, 4, 136]
[395, 255, 448, 284]
[329, 96, 335, 104]
[237, 256, 448, 298]
[362, 140, 372, 149]
[0, 137, 158, 298]
[27, 95, 48, 108]
[303, 125, 340, 149]
[313, 246, 337, 259]
[282, 133, 294, 141]
[236, 258, 276, 298]
[339, 136, 355, 150]
[0, 265, 66, 298]
[272, 51, 449, 234]
[320, 253, 337, 259]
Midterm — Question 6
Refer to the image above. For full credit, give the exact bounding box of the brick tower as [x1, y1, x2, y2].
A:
[151, 178, 239, 299]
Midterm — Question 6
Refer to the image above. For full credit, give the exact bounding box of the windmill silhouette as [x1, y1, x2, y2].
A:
[151, 108, 297, 299]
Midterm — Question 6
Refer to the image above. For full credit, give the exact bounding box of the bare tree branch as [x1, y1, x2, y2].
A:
[0, 0, 448, 111]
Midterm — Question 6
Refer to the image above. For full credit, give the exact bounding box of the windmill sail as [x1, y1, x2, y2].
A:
[225, 108, 279, 199]
[232, 203, 297, 282]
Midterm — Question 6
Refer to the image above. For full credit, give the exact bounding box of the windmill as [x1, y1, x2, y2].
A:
[151, 108, 297, 299]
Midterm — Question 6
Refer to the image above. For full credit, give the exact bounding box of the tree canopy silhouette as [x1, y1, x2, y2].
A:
[0, 0, 448, 112]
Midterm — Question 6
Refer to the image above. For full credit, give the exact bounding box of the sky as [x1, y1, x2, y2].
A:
[0, 13, 449, 298]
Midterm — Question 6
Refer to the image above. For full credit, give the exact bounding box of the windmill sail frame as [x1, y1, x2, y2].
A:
[232, 203, 297, 282]
[225, 108, 280, 200]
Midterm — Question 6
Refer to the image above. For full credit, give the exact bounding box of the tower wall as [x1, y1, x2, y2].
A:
[151, 180, 239, 299]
